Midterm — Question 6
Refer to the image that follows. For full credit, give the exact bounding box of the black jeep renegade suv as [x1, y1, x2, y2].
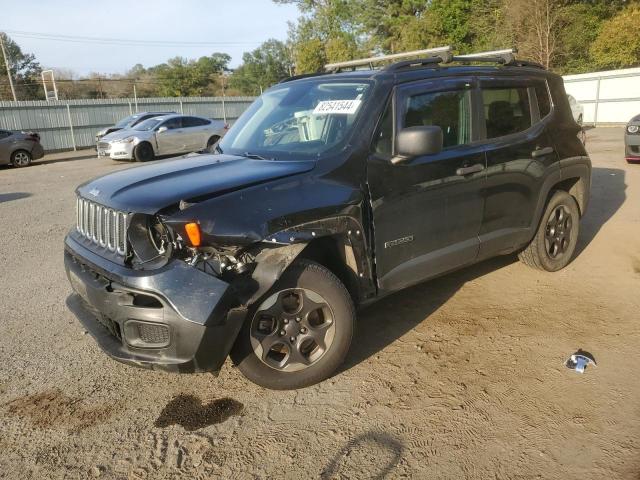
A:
[64, 52, 591, 389]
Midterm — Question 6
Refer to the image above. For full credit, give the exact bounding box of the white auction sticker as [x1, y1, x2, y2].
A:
[313, 99, 362, 115]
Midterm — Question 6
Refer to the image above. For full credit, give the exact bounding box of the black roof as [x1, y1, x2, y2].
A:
[281, 59, 555, 87]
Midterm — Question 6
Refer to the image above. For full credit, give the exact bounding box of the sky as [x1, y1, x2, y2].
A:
[0, 0, 301, 75]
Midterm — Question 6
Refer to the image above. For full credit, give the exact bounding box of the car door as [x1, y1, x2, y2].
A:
[367, 77, 487, 293]
[0, 130, 12, 164]
[155, 117, 185, 155]
[181, 116, 209, 151]
[475, 77, 559, 260]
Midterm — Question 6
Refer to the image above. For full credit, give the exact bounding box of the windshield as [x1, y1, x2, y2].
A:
[115, 114, 138, 128]
[133, 117, 164, 131]
[218, 81, 371, 160]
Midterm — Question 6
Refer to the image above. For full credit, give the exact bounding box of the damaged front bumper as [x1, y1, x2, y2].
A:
[64, 234, 246, 373]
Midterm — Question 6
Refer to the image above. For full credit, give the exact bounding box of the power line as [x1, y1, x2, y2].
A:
[1, 29, 263, 48]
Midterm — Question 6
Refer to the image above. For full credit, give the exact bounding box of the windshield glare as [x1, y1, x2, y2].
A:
[218, 81, 371, 160]
[115, 115, 138, 128]
[134, 118, 163, 131]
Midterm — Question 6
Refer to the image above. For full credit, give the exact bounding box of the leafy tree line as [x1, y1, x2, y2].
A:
[1, 2, 639, 100]
[278, 0, 640, 74]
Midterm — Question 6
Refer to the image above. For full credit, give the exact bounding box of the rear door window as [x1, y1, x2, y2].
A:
[0, 130, 11, 140]
[482, 87, 532, 138]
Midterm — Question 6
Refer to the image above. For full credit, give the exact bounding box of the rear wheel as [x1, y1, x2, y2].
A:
[519, 190, 580, 271]
[11, 150, 32, 168]
[231, 260, 355, 390]
[133, 142, 154, 162]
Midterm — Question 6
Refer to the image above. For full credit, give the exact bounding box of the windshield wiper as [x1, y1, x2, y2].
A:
[241, 152, 273, 161]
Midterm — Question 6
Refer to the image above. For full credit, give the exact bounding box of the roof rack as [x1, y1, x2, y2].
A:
[456, 48, 518, 64]
[324, 46, 452, 72]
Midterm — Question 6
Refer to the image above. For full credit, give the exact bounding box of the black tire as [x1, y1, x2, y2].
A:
[206, 135, 220, 153]
[11, 150, 32, 168]
[230, 259, 355, 390]
[519, 190, 580, 271]
[133, 142, 154, 162]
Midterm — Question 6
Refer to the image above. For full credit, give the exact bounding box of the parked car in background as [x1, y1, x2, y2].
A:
[95, 111, 176, 143]
[567, 94, 584, 125]
[626, 114, 640, 163]
[0, 129, 44, 167]
[96, 114, 227, 162]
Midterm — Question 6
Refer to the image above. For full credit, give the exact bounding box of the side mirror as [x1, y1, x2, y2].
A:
[392, 126, 443, 165]
[157, 126, 168, 134]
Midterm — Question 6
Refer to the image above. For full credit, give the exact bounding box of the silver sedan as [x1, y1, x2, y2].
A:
[97, 114, 227, 162]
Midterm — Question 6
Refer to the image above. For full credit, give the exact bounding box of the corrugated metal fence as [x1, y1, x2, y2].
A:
[0, 96, 255, 151]
[563, 67, 640, 125]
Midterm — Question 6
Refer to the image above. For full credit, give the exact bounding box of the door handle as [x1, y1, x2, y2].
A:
[456, 163, 484, 176]
[531, 146, 555, 158]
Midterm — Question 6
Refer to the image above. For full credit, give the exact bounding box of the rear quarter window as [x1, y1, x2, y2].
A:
[536, 83, 552, 118]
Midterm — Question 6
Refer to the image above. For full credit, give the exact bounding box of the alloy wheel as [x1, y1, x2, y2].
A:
[250, 288, 336, 372]
[544, 205, 573, 259]
[13, 152, 30, 167]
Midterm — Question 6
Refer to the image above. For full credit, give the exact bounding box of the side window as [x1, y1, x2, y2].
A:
[183, 117, 210, 127]
[482, 87, 532, 138]
[373, 100, 393, 156]
[0, 130, 10, 140]
[162, 117, 182, 130]
[536, 84, 552, 118]
[402, 90, 471, 148]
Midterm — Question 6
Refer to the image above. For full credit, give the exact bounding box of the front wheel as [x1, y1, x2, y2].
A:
[133, 142, 154, 162]
[519, 190, 580, 271]
[230, 260, 355, 390]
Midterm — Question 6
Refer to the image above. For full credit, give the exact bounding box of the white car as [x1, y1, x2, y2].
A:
[567, 95, 584, 125]
[97, 114, 227, 162]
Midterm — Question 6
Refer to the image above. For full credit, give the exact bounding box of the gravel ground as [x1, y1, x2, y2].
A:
[1, 128, 639, 479]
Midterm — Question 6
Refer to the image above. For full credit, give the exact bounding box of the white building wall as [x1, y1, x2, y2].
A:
[562, 67, 640, 125]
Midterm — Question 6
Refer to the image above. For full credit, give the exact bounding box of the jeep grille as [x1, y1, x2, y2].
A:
[76, 196, 128, 256]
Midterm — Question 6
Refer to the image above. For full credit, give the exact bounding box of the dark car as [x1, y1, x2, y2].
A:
[95, 112, 176, 143]
[625, 114, 640, 163]
[0, 129, 44, 167]
[64, 48, 591, 389]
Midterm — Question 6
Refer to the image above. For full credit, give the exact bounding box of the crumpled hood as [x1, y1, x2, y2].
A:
[77, 154, 315, 214]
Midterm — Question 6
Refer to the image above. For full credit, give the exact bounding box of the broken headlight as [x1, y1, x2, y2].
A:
[127, 214, 174, 269]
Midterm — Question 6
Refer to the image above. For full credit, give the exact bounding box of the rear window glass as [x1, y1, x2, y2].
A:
[536, 84, 552, 117]
[482, 88, 532, 138]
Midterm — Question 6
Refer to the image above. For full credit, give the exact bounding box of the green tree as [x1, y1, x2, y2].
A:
[590, 4, 640, 70]
[230, 39, 293, 95]
[153, 53, 231, 97]
[0, 33, 42, 100]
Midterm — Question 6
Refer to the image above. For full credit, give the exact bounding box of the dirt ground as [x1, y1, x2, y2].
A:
[0, 128, 638, 479]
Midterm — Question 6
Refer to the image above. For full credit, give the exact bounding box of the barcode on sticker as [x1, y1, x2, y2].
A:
[313, 100, 362, 115]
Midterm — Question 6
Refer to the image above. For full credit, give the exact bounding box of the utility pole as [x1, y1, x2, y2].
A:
[0, 33, 17, 101]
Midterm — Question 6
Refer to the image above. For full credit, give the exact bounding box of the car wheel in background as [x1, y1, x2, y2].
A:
[11, 150, 32, 168]
[519, 190, 580, 272]
[133, 142, 154, 162]
[206, 135, 220, 153]
[231, 260, 355, 390]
